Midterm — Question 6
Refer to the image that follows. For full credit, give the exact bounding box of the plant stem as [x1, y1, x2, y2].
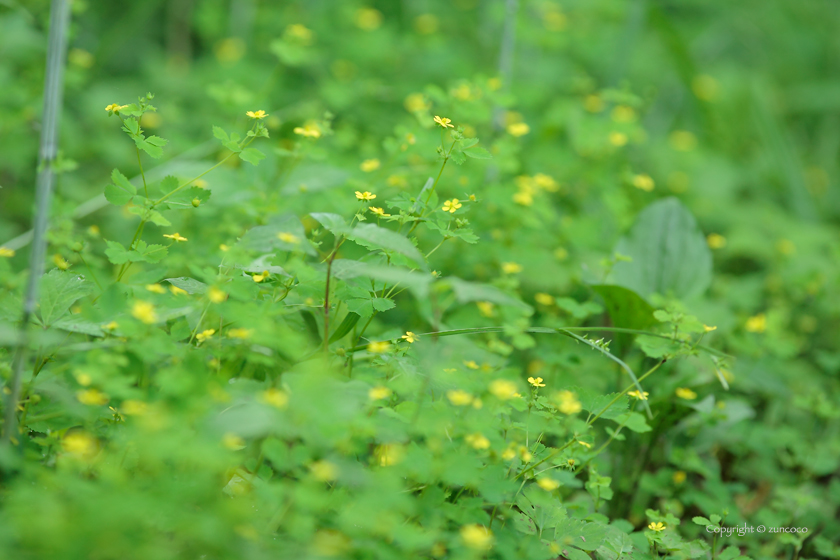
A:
[135, 146, 148, 197]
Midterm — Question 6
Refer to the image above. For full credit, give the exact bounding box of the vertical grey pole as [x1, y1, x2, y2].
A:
[2, 0, 72, 446]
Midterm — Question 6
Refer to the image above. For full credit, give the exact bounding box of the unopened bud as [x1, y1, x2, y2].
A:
[192, 198, 201, 207]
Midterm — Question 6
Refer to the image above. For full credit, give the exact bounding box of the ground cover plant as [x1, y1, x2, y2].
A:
[1, 1, 839, 559]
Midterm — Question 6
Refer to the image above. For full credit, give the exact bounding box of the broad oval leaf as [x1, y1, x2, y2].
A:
[348, 224, 426, 269]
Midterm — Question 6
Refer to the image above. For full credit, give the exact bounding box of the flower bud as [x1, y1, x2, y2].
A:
[192, 198, 201, 207]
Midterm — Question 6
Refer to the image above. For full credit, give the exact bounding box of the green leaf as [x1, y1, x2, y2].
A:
[449, 150, 467, 165]
[39, 270, 95, 326]
[692, 516, 712, 527]
[164, 277, 208, 294]
[238, 215, 316, 256]
[134, 241, 168, 263]
[330, 260, 432, 299]
[579, 389, 629, 420]
[609, 198, 713, 299]
[348, 224, 427, 269]
[310, 213, 349, 235]
[104, 240, 133, 264]
[134, 135, 167, 158]
[147, 210, 171, 227]
[158, 175, 179, 194]
[371, 297, 395, 312]
[447, 278, 532, 311]
[212, 126, 229, 142]
[328, 313, 360, 343]
[614, 411, 652, 433]
[464, 146, 492, 159]
[591, 284, 655, 354]
[104, 169, 136, 206]
[238, 148, 265, 166]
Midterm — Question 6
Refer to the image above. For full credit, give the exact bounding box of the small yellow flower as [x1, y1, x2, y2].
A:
[368, 206, 391, 217]
[355, 7, 383, 30]
[401, 331, 418, 343]
[368, 386, 392, 400]
[520, 446, 533, 462]
[62, 431, 98, 458]
[612, 105, 637, 123]
[77, 388, 109, 406]
[0, 247, 16, 257]
[501, 262, 522, 274]
[489, 379, 518, 400]
[105, 103, 128, 113]
[170, 285, 188, 296]
[442, 199, 462, 213]
[609, 131, 628, 146]
[163, 232, 188, 242]
[310, 460, 339, 482]
[246, 110, 268, 120]
[376, 444, 403, 466]
[528, 376, 546, 388]
[468, 193, 477, 201]
[745, 313, 767, 333]
[131, 301, 157, 324]
[219, 243, 229, 252]
[675, 387, 697, 400]
[53, 254, 70, 270]
[707, 233, 727, 249]
[222, 432, 246, 450]
[145, 284, 166, 294]
[277, 232, 300, 244]
[122, 400, 148, 415]
[476, 301, 495, 318]
[555, 390, 582, 415]
[460, 525, 493, 551]
[578, 440, 592, 448]
[648, 522, 666, 532]
[703, 325, 717, 332]
[434, 115, 454, 129]
[463, 360, 479, 370]
[404, 93, 430, 112]
[465, 433, 490, 450]
[632, 174, 655, 192]
[672, 470, 687, 484]
[513, 191, 534, 206]
[566, 458, 576, 468]
[502, 446, 517, 461]
[195, 329, 216, 343]
[534, 293, 554, 306]
[360, 159, 381, 172]
[367, 341, 391, 354]
[537, 477, 560, 491]
[252, 270, 270, 283]
[669, 130, 697, 151]
[227, 328, 252, 339]
[293, 123, 322, 138]
[533, 173, 559, 192]
[355, 191, 376, 201]
[208, 287, 227, 303]
[507, 122, 530, 137]
[627, 390, 650, 401]
[259, 388, 289, 408]
[102, 321, 118, 331]
[447, 389, 474, 406]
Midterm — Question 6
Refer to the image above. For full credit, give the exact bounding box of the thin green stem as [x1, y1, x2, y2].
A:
[135, 146, 148, 197]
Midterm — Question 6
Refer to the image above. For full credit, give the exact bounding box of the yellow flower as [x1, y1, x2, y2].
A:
[489, 379, 518, 400]
[77, 388, 109, 406]
[195, 329, 216, 343]
[163, 232, 188, 242]
[355, 7, 383, 30]
[463, 360, 479, 370]
[707, 233, 727, 249]
[401, 331, 418, 343]
[703, 325, 717, 332]
[672, 470, 687, 484]
[277, 232, 300, 244]
[259, 388, 289, 408]
[102, 321, 118, 331]
[528, 376, 546, 388]
[62, 431, 98, 458]
[584, 94, 604, 113]
[533, 173, 559, 192]
[0, 247, 15, 257]
[360, 159, 381, 172]
[460, 524, 493, 550]
[578, 440, 592, 448]
[476, 301, 495, 317]
[632, 174, 655, 192]
[513, 191, 534, 206]
[367, 341, 391, 354]
[745, 313, 767, 333]
[465, 433, 490, 450]
[520, 446, 533, 462]
[355, 191, 376, 201]
[368, 206, 390, 217]
[611, 105, 637, 123]
[555, 390, 582, 415]
[376, 444, 403, 466]
[145, 284, 166, 294]
[293, 123, 322, 138]
[368, 386, 392, 400]
[246, 110, 268, 120]
[537, 477, 560, 491]
[628, 390, 650, 401]
[442, 199, 462, 213]
[487, 77, 502, 91]
[535, 293, 554, 306]
[447, 389, 474, 406]
[208, 287, 227, 303]
[132, 301, 157, 324]
[219, 243, 229, 251]
[53, 254, 70, 270]
[404, 93, 430, 112]
[227, 328, 252, 339]
[105, 103, 128, 113]
[567, 458, 576, 468]
[669, 130, 697, 151]
[222, 433, 246, 450]
[502, 262, 522, 274]
[609, 131, 628, 146]
[434, 115, 454, 129]
[502, 446, 517, 461]
[675, 387, 697, 400]
[252, 270, 270, 283]
[310, 460, 339, 482]
[170, 285, 188, 296]
[648, 522, 666, 532]
[692, 75, 719, 101]
[507, 122, 530, 137]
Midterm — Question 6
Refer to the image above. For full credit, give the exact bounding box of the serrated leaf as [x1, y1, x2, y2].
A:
[104, 169, 137, 205]
[238, 148, 265, 166]
[237, 215, 316, 256]
[39, 270, 95, 326]
[147, 210, 171, 227]
[134, 136, 166, 158]
[464, 146, 492, 159]
[104, 240, 133, 264]
[310, 213, 349, 235]
[164, 277, 208, 294]
[134, 241, 168, 263]
[330, 260, 432, 299]
[449, 150, 467, 165]
[223, 140, 242, 153]
[579, 389, 629, 420]
[613, 411, 652, 433]
[158, 175, 179, 194]
[447, 278, 531, 311]
[371, 297, 395, 312]
[212, 126, 229, 142]
[346, 299, 374, 318]
[348, 224, 426, 269]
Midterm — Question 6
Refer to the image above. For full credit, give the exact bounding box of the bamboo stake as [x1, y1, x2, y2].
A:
[2, 0, 72, 446]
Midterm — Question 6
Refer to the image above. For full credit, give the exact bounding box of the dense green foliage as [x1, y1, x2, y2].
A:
[1, 1, 839, 559]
